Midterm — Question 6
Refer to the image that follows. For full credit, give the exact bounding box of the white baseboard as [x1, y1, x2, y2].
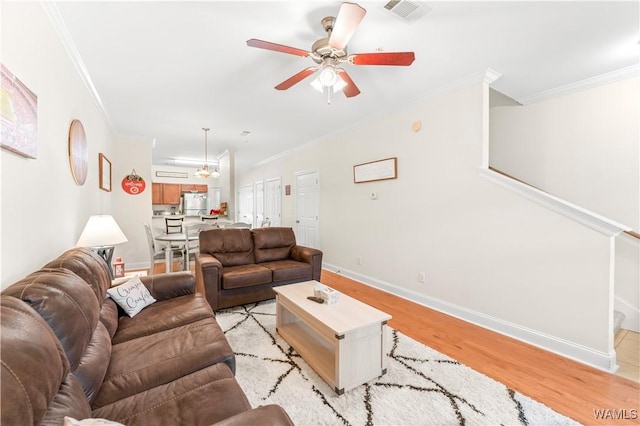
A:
[323, 263, 618, 373]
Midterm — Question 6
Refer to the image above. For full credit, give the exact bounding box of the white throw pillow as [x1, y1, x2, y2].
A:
[106, 276, 156, 317]
[63, 417, 125, 426]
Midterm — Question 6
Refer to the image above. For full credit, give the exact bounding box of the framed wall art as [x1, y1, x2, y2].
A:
[0, 64, 38, 158]
[156, 171, 188, 178]
[68, 119, 88, 185]
[353, 157, 397, 183]
[99, 153, 112, 192]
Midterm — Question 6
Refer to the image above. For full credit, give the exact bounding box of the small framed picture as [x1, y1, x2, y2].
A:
[99, 153, 112, 192]
[353, 157, 397, 184]
[113, 262, 125, 278]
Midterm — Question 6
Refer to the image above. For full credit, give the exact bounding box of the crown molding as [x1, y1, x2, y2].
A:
[516, 64, 640, 105]
[41, 3, 117, 134]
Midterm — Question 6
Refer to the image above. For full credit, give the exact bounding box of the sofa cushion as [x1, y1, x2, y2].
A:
[199, 228, 256, 266]
[1, 269, 112, 405]
[252, 227, 296, 263]
[43, 247, 112, 306]
[99, 298, 119, 339]
[1, 269, 102, 372]
[92, 317, 235, 408]
[112, 294, 214, 344]
[91, 363, 251, 425]
[0, 296, 92, 425]
[259, 259, 313, 283]
[222, 264, 272, 290]
[107, 276, 157, 317]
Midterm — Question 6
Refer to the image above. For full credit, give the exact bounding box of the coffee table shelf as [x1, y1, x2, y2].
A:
[274, 281, 391, 394]
[277, 321, 335, 382]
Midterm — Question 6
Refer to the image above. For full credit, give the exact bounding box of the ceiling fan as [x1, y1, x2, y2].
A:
[246, 2, 415, 103]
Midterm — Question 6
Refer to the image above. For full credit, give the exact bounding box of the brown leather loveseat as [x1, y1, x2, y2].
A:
[0, 247, 293, 425]
[196, 227, 323, 310]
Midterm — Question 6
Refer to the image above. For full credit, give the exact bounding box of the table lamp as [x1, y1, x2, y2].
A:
[76, 214, 128, 278]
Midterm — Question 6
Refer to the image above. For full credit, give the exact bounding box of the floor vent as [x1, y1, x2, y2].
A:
[384, 0, 430, 23]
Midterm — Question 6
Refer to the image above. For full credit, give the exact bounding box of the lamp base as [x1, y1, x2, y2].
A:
[92, 246, 115, 279]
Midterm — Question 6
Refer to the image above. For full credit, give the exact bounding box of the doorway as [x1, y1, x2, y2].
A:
[237, 183, 254, 224]
[294, 170, 319, 248]
[254, 180, 264, 228]
[265, 177, 282, 227]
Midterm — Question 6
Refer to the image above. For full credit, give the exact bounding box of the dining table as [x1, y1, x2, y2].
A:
[154, 232, 199, 272]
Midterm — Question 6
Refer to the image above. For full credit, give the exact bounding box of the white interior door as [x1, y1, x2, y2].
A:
[254, 180, 264, 228]
[265, 177, 282, 227]
[295, 170, 319, 248]
[237, 184, 254, 224]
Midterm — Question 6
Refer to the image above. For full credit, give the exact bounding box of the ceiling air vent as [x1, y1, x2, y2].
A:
[384, 0, 429, 23]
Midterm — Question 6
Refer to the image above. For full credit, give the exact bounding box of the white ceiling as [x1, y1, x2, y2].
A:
[53, 1, 639, 172]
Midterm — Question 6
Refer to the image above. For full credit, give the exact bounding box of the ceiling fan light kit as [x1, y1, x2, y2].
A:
[246, 2, 415, 103]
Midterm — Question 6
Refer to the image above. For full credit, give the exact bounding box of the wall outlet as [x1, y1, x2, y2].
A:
[418, 272, 425, 283]
[357, 256, 362, 265]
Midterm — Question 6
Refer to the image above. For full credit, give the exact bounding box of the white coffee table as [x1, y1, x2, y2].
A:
[273, 281, 392, 394]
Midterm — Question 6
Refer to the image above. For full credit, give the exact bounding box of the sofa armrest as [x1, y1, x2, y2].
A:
[196, 253, 223, 310]
[140, 271, 195, 301]
[291, 245, 323, 281]
[211, 405, 294, 426]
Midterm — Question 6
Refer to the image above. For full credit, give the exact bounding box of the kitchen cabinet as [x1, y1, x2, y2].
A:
[181, 184, 208, 193]
[163, 184, 181, 204]
[152, 183, 181, 205]
[152, 183, 162, 204]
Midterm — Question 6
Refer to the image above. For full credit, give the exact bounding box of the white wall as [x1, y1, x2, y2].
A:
[490, 77, 640, 335]
[1, 2, 117, 286]
[150, 164, 221, 186]
[490, 77, 639, 230]
[219, 151, 234, 219]
[238, 78, 616, 370]
[112, 137, 152, 270]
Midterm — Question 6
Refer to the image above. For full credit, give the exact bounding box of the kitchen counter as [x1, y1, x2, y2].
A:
[151, 215, 206, 234]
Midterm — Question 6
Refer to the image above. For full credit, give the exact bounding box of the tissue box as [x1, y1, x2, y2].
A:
[314, 283, 340, 305]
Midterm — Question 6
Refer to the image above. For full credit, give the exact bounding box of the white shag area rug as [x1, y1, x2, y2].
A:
[216, 300, 579, 426]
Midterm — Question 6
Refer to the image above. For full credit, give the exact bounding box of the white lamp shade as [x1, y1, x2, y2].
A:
[76, 215, 128, 247]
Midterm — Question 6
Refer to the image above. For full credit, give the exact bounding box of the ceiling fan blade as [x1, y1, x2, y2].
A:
[351, 52, 416, 66]
[275, 67, 317, 90]
[336, 69, 360, 98]
[246, 38, 310, 57]
[329, 2, 366, 50]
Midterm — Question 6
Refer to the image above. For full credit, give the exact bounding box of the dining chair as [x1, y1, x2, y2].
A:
[260, 219, 271, 228]
[183, 223, 217, 270]
[227, 222, 252, 229]
[165, 216, 184, 234]
[144, 223, 183, 274]
[201, 214, 218, 225]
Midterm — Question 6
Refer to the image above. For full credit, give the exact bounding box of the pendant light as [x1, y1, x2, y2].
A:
[195, 127, 211, 178]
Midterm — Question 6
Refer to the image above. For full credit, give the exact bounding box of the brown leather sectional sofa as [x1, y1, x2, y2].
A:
[196, 227, 323, 310]
[0, 247, 293, 425]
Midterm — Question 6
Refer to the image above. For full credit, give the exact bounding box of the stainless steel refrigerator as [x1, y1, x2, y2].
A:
[181, 193, 208, 216]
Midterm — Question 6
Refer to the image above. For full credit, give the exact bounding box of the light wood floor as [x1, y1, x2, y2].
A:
[319, 270, 639, 426]
[152, 263, 639, 424]
[615, 329, 640, 383]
